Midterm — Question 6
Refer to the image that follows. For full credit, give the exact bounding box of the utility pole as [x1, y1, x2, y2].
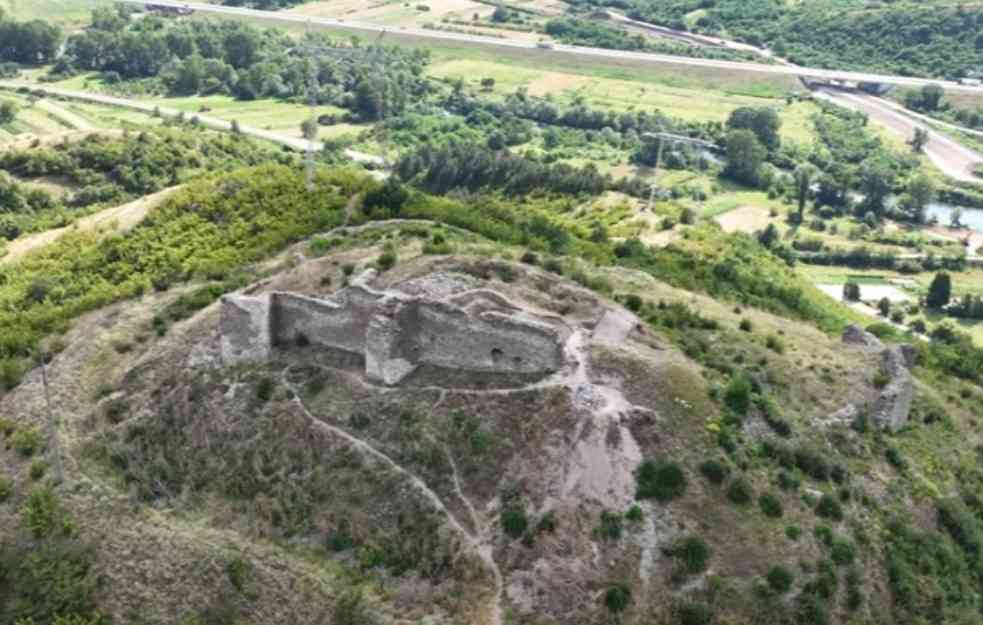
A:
[38, 347, 64, 484]
[304, 19, 319, 191]
[642, 131, 719, 212]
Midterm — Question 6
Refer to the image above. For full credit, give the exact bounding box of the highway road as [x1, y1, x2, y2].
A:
[814, 88, 983, 183]
[123, 0, 983, 95]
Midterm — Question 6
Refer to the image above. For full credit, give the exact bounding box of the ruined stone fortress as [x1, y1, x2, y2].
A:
[220, 272, 571, 385]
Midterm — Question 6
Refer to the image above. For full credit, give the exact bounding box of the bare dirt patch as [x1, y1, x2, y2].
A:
[526, 72, 592, 97]
[715, 205, 772, 234]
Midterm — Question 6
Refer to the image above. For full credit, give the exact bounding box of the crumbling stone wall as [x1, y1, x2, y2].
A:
[220, 278, 569, 385]
[415, 303, 565, 374]
[220, 295, 272, 364]
[271, 288, 380, 354]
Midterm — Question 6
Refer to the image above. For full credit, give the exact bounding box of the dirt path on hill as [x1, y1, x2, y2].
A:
[1, 186, 180, 264]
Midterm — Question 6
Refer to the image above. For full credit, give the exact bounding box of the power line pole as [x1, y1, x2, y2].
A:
[642, 131, 718, 211]
[304, 19, 319, 191]
[38, 347, 64, 484]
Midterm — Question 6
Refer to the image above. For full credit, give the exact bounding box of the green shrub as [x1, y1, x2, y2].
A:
[376, 248, 397, 271]
[333, 588, 370, 625]
[543, 258, 563, 274]
[767, 565, 794, 593]
[830, 536, 856, 566]
[11, 426, 43, 457]
[0, 357, 24, 391]
[635, 459, 687, 502]
[256, 378, 275, 402]
[625, 505, 644, 522]
[0, 537, 100, 625]
[22, 485, 68, 539]
[308, 236, 337, 257]
[0, 417, 15, 437]
[816, 494, 844, 521]
[845, 566, 864, 611]
[759, 492, 784, 518]
[814, 524, 833, 547]
[596, 510, 623, 540]
[766, 334, 785, 353]
[225, 555, 254, 594]
[886, 446, 907, 471]
[501, 505, 528, 539]
[604, 584, 631, 614]
[668, 535, 711, 574]
[536, 510, 557, 533]
[624, 294, 644, 312]
[326, 527, 354, 552]
[104, 398, 129, 424]
[0, 476, 10, 502]
[30, 459, 48, 481]
[739, 318, 753, 332]
[699, 459, 729, 484]
[676, 601, 713, 625]
[796, 592, 830, 625]
[786, 524, 802, 540]
[724, 374, 753, 415]
[794, 445, 831, 481]
[152, 315, 168, 336]
[727, 477, 754, 505]
[777, 470, 800, 491]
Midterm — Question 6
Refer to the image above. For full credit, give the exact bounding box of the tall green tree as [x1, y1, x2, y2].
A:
[926, 272, 952, 309]
[0, 101, 16, 125]
[724, 129, 766, 187]
[726, 107, 781, 151]
[904, 174, 936, 223]
[859, 160, 896, 216]
[793, 163, 817, 222]
[910, 127, 929, 153]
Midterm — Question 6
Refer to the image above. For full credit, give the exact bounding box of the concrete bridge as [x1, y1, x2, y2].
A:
[800, 77, 894, 96]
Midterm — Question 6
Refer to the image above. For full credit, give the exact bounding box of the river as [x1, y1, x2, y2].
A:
[925, 203, 983, 233]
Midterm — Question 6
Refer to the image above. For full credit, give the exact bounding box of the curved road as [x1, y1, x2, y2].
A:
[814, 88, 983, 183]
[122, 0, 983, 95]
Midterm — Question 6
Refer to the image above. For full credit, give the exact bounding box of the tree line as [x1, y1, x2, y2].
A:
[0, 8, 62, 66]
[578, 0, 983, 79]
[395, 141, 611, 197]
[55, 8, 431, 120]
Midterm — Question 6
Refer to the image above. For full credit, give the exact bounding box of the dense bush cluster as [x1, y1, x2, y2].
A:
[0, 164, 359, 370]
[0, 128, 279, 238]
[0, 486, 102, 624]
[395, 141, 611, 197]
[0, 9, 62, 65]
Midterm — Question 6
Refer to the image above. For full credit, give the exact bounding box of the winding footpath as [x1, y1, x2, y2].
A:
[274, 295, 652, 625]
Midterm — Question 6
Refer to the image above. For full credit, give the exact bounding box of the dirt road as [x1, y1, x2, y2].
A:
[0, 81, 384, 166]
[815, 88, 983, 183]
